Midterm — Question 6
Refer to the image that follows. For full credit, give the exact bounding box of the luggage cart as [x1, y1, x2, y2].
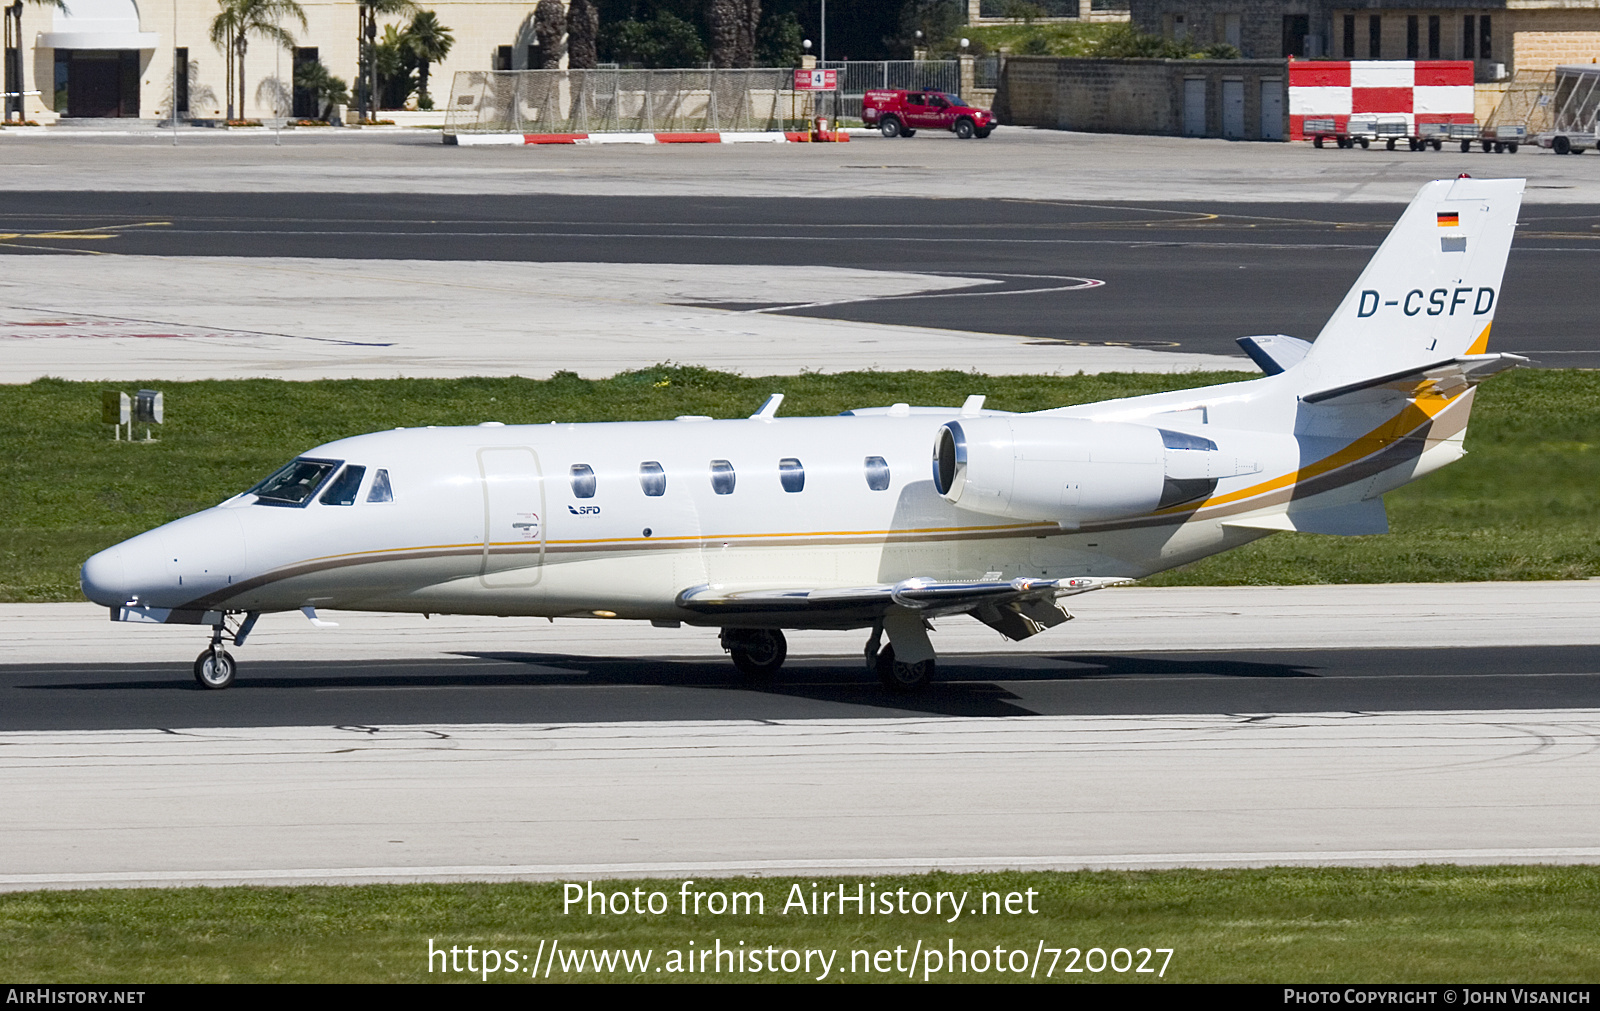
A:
[1306, 115, 1411, 149]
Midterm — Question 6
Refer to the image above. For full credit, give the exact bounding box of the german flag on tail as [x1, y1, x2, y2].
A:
[1437, 211, 1460, 227]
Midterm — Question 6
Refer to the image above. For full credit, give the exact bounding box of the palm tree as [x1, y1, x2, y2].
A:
[293, 58, 348, 121]
[6, 0, 66, 120]
[566, 0, 598, 71]
[210, 0, 305, 120]
[355, 0, 418, 122]
[403, 10, 452, 110]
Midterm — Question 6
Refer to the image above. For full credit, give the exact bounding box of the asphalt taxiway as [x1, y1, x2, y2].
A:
[3, 194, 1596, 375]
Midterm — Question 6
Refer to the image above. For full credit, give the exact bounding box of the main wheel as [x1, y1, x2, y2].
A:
[879, 117, 901, 139]
[953, 117, 975, 140]
[726, 628, 787, 678]
[193, 648, 236, 690]
[874, 645, 935, 692]
[1554, 135, 1572, 155]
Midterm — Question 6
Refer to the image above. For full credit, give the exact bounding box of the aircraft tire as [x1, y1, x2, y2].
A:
[726, 628, 787, 678]
[193, 648, 237, 690]
[875, 645, 934, 692]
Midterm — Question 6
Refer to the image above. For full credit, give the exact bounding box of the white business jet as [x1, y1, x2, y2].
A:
[82, 177, 1525, 691]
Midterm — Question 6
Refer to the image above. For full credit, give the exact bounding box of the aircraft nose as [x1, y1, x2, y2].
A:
[80, 545, 128, 607]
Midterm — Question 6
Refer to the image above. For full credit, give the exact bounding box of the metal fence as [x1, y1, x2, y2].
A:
[819, 60, 961, 119]
[1484, 69, 1555, 135]
[974, 56, 1001, 90]
[446, 68, 797, 134]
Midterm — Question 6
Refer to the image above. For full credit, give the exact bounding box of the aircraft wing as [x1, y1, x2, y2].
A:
[677, 575, 1128, 641]
[1300, 352, 1527, 405]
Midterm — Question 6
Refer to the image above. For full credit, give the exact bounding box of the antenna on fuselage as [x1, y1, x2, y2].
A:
[750, 394, 785, 420]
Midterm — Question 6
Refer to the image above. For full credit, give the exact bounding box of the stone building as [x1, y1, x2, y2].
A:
[1129, 1, 1600, 80]
[3, 0, 567, 124]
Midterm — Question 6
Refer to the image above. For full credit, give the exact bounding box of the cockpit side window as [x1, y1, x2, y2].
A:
[249, 458, 341, 507]
[366, 469, 394, 503]
[319, 465, 367, 506]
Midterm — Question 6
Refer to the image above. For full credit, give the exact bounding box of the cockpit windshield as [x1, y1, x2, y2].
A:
[248, 457, 342, 507]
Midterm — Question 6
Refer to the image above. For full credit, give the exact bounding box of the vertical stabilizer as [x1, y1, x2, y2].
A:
[1302, 177, 1524, 383]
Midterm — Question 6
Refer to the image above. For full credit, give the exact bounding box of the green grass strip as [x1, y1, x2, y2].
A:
[5, 367, 1599, 602]
[3, 867, 1599, 982]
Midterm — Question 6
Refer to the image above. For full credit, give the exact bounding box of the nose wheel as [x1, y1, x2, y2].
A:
[190, 612, 258, 690]
[194, 647, 237, 690]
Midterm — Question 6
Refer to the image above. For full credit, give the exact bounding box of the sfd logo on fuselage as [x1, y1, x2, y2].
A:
[1358, 287, 1494, 318]
[568, 505, 601, 515]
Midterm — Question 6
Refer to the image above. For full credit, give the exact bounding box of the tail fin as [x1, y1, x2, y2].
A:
[1302, 177, 1525, 382]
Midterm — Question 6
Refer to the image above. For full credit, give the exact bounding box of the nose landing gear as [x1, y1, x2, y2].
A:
[193, 612, 259, 690]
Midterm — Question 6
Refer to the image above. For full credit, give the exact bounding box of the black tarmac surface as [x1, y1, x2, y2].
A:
[6, 645, 1598, 731]
[1, 193, 1595, 363]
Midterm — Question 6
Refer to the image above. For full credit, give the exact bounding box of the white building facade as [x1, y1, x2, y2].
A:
[4, 0, 566, 123]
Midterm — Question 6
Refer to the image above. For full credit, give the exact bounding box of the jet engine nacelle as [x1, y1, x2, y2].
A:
[932, 417, 1184, 525]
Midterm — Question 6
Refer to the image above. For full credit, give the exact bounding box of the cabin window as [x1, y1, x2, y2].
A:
[319, 465, 367, 506]
[366, 469, 394, 503]
[248, 457, 341, 507]
[570, 464, 597, 498]
[864, 456, 891, 491]
[778, 458, 805, 493]
[1159, 429, 1217, 452]
[639, 461, 666, 497]
[710, 459, 736, 495]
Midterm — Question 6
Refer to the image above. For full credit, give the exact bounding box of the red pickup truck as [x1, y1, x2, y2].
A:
[862, 90, 996, 140]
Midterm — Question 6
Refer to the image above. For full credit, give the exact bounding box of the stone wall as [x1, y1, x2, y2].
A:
[995, 55, 1289, 139]
[1132, 0, 1338, 59]
[1513, 30, 1600, 72]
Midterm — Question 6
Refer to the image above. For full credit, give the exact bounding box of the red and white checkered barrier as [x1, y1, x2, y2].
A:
[1289, 61, 1474, 140]
[448, 131, 848, 147]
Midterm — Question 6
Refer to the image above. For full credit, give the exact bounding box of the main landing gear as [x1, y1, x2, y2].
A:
[864, 619, 937, 692]
[194, 612, 259, 690]
[719, 615, 940, 692]
[720, 627, 788, 678]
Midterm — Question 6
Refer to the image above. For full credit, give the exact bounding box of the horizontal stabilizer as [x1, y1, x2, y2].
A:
[1237, 334, 1312, 375]
[1223, 498, 1389, 536]
[1301, 353, 1526, 406]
